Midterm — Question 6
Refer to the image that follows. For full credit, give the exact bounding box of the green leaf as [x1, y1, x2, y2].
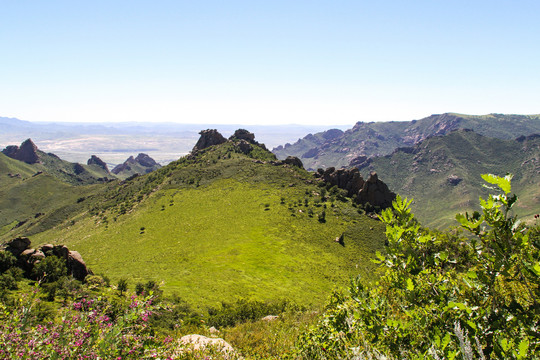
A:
[481, 173, 512, 194]
[406, 278, 414, 291]
[517, 338, 529, 359]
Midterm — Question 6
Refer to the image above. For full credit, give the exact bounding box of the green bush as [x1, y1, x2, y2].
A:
[298, 174, 540, 359]
[0, 251, 16, 274]
[31, 255, 67, 283]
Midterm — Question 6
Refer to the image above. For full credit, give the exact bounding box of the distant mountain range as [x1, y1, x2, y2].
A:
[363, 130, 540, 228]
[273, 113, 540, 170]
[0, 116, 340, 166]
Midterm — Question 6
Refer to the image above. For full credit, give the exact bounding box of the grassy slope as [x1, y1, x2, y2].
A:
[30, 142, 386, 308]
[365, 131, 540, 228]
[0, 152, 112, 237]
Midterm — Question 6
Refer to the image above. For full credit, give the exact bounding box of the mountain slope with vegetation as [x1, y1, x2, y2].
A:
[362, 130, 540, 228]
[5, 131, 387, 308]
[273, 113, 540, 170]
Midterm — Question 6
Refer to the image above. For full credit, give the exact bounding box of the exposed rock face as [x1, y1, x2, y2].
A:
[316, 168, 395, 210]
[135, 153, 158, 167]
[230, 129, 256, 143]
[317, 167, 364, 197]
[357, 172, 396, 210]
[2, 139, 40, 164]
[192, 129, 227, 152]
[87, 155, 109, 172]
[0, 238, 90, 281]
[349, 155, 372, 169]
[111, 153, 160, 175]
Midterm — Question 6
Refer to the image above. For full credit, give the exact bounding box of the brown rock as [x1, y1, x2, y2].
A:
[68, 250, 89, 281]
[282, 156, 304, 169]
[2, 139, 40, 164]
[87, 155, 109, 172]
[318, 167, 365, 197]
[2, 237, 31, 256]
[192, 129, 227, 152]
[357, 171, 396, 210]
[230, 129, 256, 143]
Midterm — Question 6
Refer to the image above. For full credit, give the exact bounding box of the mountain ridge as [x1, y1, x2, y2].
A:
[273, 113, 540, 170]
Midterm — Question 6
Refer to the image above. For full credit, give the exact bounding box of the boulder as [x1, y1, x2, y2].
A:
[192, 129, 227, 152]
[87, 155, 109, 172]
[68, 250, 89, 281]
[2, 237, 31, 256]
[52, 245, 69, 261]
[179, 334, 235, 356]
[282, 156, 304, 169]
[40, 244, 54, 254]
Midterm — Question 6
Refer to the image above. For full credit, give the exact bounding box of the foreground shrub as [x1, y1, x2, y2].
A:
[298, 174, 540, 359]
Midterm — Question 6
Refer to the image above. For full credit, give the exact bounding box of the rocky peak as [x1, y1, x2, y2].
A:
[135, 153, 158, 167]
[230, 129, 256, 143]
[87, 155, 109, 172]
[192, 129, 227, 153]
[2, 138, 40, 164]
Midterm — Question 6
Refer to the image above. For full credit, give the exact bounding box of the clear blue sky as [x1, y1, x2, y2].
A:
[1, 0, 539, 125]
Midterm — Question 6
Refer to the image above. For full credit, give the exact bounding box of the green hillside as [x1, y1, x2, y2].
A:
[18, 140, 386, 308]
[363, 130, 540, 228]
[274, 113, 540, 170]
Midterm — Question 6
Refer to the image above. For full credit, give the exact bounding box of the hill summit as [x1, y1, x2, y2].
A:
[2, 138, 40, 164]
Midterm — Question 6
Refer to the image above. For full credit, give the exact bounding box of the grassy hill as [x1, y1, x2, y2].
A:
[362, 130, 540, 228]
[9, 139, 386, 308]
[273, 113, 540, 170]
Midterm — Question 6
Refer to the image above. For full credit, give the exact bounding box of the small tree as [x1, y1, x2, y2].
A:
[117, 278, 128, 295]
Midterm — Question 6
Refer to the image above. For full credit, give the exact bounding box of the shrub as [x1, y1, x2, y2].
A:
[31, 255, 67, 283]
[298, 174, 540, 359]
[0, 251, 16, 274]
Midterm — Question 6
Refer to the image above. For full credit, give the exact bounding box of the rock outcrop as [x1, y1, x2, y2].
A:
[87, 155, 109, 172]
[317, 167, 364, 197]
[134, 153, 159, 168]
[192, 129, 227, 153]
[2, 139, 40, 164]
[230, 129, 255, 143]
[357, 172, 396, 210]
[281, 156, 304, 169]
[111, 153, 161, 176]
[316, 168, 396, 210]
[1, 238, 90, 281]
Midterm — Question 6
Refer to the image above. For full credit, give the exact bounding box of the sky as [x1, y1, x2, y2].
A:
[1, 0, 539, 126]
